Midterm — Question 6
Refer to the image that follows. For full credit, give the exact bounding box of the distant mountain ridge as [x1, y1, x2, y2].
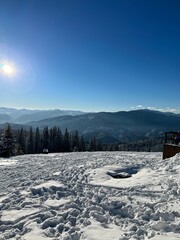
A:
[1, 108, 180, 143]
[26, 109, 180, 143]
[0, 107, 85, 123]
[0, 113, 13, 124]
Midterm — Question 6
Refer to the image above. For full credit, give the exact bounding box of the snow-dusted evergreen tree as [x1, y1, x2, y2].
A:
[1, 124, 14, 157]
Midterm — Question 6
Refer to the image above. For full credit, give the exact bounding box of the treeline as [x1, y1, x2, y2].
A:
[0, 124, 103, 157]
[0, 124, 164, 158]
[106, 138, 164, 152]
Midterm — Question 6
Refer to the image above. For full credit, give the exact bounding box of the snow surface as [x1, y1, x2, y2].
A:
[0, 158, 17, 166]
[0, 152, 180, 239]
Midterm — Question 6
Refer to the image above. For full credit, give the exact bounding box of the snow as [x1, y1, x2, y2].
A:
[0, 195, 8, 203]
[151, 233, 180, 240]
[21, 222, 52, 240]
[82, 219, 124, 240]
[45, 198, 71, 207]
[0, 158, 17, 166]
[1, 208, 40, 223]
[87, 165, 159, 188]
[32, 180, 65, 189]
[0, 151, 179, 239]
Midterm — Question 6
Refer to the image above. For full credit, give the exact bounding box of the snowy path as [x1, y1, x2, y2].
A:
[0, 152, 180, 240]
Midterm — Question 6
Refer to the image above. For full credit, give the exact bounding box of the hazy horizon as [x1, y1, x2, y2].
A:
[0, 105, 180, 114]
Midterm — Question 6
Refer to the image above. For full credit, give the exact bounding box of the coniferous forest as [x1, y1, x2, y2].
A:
[0, 124, 100, 157]
[0, 124, 163, 157]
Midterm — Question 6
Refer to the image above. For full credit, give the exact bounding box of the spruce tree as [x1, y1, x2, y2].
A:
[89, 137, 97, 151]
[26, 127, 34, 154]
[17, 128, 26, 154]
[49, 128, 54, 152]
[54, 127, 63, 152]
[42, 126, 49, 150]
[71, 130, 79, 151]
[97, 141, 103, 151]
[35, 127, 41, 153]
[79, 135, 86, 151]
[1, 124, 14, 157]
[63, 128, 70, 152]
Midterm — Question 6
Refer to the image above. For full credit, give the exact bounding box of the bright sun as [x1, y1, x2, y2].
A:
[2, 64, 14, 75]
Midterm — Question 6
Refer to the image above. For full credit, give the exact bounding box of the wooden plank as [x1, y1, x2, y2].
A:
[163, 144, 180, 159]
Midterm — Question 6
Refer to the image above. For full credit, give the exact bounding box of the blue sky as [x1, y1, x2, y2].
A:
[0, 0, 180, 112]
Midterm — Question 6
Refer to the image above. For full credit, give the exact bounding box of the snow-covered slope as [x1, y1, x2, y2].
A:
[0, 152, 179, 240]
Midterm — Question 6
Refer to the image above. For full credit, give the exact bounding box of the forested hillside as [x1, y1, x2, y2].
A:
[0, 124, 163, 157]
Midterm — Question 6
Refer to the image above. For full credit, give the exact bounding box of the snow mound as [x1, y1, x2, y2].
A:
[87, 164, 159, 188]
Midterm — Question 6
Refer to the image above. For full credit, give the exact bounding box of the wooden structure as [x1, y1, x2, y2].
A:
[163, 132, 180, 159]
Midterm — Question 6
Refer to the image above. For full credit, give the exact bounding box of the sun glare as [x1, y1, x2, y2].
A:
[2, 64, 14, 75]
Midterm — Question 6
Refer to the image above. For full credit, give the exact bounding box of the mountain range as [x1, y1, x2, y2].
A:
[0, 107, 180, 143]
[0, 107, 85, 124]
